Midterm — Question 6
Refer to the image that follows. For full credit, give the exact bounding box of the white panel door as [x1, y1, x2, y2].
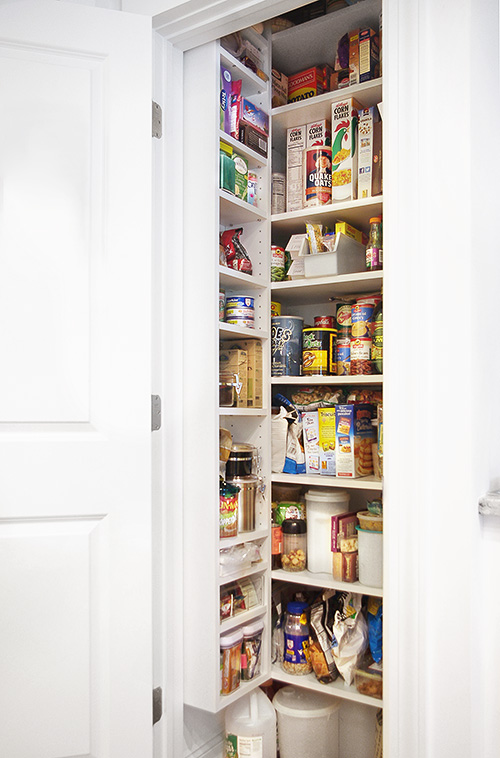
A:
[0, 3, 153, 757]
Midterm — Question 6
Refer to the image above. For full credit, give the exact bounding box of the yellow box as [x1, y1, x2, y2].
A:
[219, 349, 248, 407]
[221, 340, 262, 407]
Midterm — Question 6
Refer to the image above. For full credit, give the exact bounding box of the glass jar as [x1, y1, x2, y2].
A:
[282, 601, 312, 675]
[365, 216, 383, 271]
[281, 518, 306, 572]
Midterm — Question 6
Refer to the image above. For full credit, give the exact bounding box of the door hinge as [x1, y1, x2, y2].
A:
[151, 395, 161, 431]
[153, 686, 163, 725]
[152, 101, 162, 139]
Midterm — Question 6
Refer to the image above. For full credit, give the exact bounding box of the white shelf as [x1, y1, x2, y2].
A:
[271, 664, 383, 708]
[216, 671, 272, 712]
[220, 605, 267, 633]
[271, 375, 383, 385]
[272, 79, 383, 144]
[271, 197, 383, 237]
[219, 130, 268, 170]
[219, 561, 267, 586]
[271, 472, 383, 492]
[220, 47, 268, 97]
[219, 265, 268, 292]
[220, 322, 268, 340]
[219, 528, 268, 550]
[271, 271, 383, 305]
[271, 568, 383, 598]
[220, 190, 267, 225]
[219, 406, 268, 416]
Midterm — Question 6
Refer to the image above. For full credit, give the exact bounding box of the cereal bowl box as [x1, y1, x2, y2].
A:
[331, 98, 362, 201]
[335, 403, 376, 478]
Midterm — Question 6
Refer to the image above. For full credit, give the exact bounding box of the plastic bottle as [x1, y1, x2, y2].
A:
[224, 688, 277, 758]
[365, 217, 383, 271]
[282, 601, 312, 675]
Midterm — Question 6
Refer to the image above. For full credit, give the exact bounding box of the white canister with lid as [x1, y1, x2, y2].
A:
[356, 526, 383, 587]
[273, 685, 341, 758]
[305, 488, 350, 573]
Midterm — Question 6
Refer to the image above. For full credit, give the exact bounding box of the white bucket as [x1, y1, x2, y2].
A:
[224, 688, 277, 758]
[305, 488, 350, 573]
[273, 685, 340, 758]
[356, 526, 383, 588]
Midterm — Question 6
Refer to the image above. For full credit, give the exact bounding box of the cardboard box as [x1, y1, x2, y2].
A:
[238, 121, 268, 158]
[359, 27, 379, 82]
[220, 65, 232, 133]
[219, 349, 248, 407]
[239, 98, 269, 135]
[331, 512, 358, 551]
[335, 221, 367, 245]
[286, 125, 306, 212]
[330, 69, 351, 91]
[335, 403, 376, 478]
[272, 69, 288, 108]
[358, 107, 378, 199]
[302, 409, 336, 475]
[232, 152, 248, 202]
[331, 98, 361, 201]
[288, 67, 326, 103]
[306, 119, 331, 148]
[221, 339, 262, 408]
[219, 142, 235, 194]
[349, 29, 360, 86]
[372, 119, 383, 196]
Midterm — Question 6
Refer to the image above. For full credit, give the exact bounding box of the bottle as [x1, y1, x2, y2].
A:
[366, 216, 383, 271]
[271, 521, 283, 570]
[224, 688, 277, 758]
[282, 601, 312, 675]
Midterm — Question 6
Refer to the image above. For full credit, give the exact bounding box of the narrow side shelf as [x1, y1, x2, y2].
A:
[271, 664, 383, 708]
[220, 190, 267, 225]
[271, 473, 383, 491]
[220, 322, 268, 340]
[271, 568, 383, 599]
[271, 375, 383, 385]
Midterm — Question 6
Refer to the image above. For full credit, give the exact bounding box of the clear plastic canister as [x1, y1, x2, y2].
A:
[282, 601, 312, 676]
[241, 618, 264, 681]
[220, 628, 243, 695]
[281, 518, 307, 572]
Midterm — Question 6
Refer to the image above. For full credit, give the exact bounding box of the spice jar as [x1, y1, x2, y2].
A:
[282, 601, 312, 675]
[281, 519, 307, 572]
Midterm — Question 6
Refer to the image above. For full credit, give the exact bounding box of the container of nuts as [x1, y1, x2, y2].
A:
[281, 518, 307, 572]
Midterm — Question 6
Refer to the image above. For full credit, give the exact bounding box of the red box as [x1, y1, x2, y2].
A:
[331, 512, 358, 551]
[288, 67, 326, 103]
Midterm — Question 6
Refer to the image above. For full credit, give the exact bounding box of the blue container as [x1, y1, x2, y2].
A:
[271, 316, 304, 377]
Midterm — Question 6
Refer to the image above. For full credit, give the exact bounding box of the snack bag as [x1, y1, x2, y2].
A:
[220, 228, 252, 274]
[330, 592, 368, 685]
[309, 600, 338, 683]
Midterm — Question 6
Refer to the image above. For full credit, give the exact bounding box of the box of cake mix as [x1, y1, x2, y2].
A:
[331, 98, 362, 201]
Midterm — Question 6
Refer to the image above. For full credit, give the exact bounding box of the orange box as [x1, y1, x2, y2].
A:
[288, 67, 325, 103]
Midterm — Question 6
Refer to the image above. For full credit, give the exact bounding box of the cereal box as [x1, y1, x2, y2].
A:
[288, 67, 326, 103]
[221, 339, 262, 408]
[358, 107, 379, 199]
[286, 125, 306, 212]
[335, 403, 376, 478]
[349, 29, 360, 86]
[306, 120, 331, 148]
[302, 409, 336, 475]
[219, 349, 248, 408]
[359, 27, 379, 83]
[302, 411, 321, 475]
[272, 69, 288, 108]
[331, 98, 362, 201]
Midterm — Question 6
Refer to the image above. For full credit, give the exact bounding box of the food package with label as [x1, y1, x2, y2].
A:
[272, 68, 288, 107]
[219, 349, 248, 407]
[335, 403, 376, 478]
[221, 339, 262, 408]
[331, 97, 362, 201]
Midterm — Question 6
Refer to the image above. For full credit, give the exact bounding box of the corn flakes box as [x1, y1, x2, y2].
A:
[331, 98, 362, 201]
[335, 403, 376, 478]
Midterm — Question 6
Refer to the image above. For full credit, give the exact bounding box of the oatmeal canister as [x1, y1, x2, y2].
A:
[271, 316, 304, 376]
[304, 146, 332, 206]
[302, 327, 337, 375]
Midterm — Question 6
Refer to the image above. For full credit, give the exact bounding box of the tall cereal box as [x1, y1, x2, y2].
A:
[331, 98, 362, 201]
[286, 125, 306, 212]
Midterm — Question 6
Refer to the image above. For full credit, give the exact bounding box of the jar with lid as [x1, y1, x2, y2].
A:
[365, 216, 383, 271]
[282, 601, 312, 675]
[281, 518, 306, 572]
[271, 521, 283, 570]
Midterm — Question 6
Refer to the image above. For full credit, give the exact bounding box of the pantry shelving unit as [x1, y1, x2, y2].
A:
[182, 0, 384, 725]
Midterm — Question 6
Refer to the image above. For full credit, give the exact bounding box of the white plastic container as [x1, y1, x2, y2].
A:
[224, 688, 277, 758]
[273, 685, 340, 758]
[356, 526, 383, 587]
[305, 488, 350, 573]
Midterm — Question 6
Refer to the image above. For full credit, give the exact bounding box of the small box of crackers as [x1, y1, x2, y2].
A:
[335, 403, 376, 478]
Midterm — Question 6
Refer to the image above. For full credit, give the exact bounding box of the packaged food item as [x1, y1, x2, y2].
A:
[272, 68, 288, 107]
[305, 221, 328, 255]
[331, 512, 358, 552]
[291, 386, 344, 411]
[302, 411, 321, 475]
[281, 518, 307, 571]
[331, 592, 368, 685]
[232, 152, 248, 202]
[335, 221, 367, 245]
[367, 596, 383, 663]
[220, 480, 240, 538]
[238, 121, 268, 157]
[220, 142, 235, 194]
[336, 338, 351, 375]
[247, 172, 257, 205]
[331, 98, 361, 201]
[349, 28, 360, 86]
[271, 245, 286, 281]
[330, 68, 350, 91]
[315, 316, 335, 328]
[271, 522, 283, 569]
[309, 600, 338, 683]
[335, 403, 376, 478]
[219, 379, 236, 407]
[306, 120, 331, 148]
[221, 339, 262, 408]
[230, 79, 242, 138]
[357, 510, 383, 532]
[366, 217, 383, 271]
[235, 97, 269, 136]
[219, 291, 225, 321]
[358, 107, 381, 199]
[241, 619, 264, 680]
[271, 173, 286, 215]
[286, 125, 306, 212]
[225, 296, 255, 329]
[220, 228, 252, 274]
[271, 301, 281, 317]
[359, 27, 380, 82]
[220, 629, 243, 695]
[271, 315, 304, 376]
[219, 349, 248, 407]
[220, 577, 258, 620]
[354, 660, 383, 699]
[274, 501, 305, 524]
[302, 327, 337, 375]
[220, 65, 232, 133]
[304, 146, 332, 206]
[288, 67, 327, 103]
[282, 601, 312, 674]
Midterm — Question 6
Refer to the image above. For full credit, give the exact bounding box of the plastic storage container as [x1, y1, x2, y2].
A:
[281, 518, 306, 571]
[224, 688, 277, 758]
[357, 510, 383, 532]
[356, 526, 383, 587]
[305, 489, 350, 573]
[273, 685, 341, 758]
[282, 601, 312, 675]
[241, 619, 264, 681]
[220, 629, 243, 695]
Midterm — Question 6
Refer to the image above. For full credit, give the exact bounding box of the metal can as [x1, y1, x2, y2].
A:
[271, 301, 282, 317]
[271, 246, 286, 282]
[302, 327, 337, 375]
[225, 296, 255, 328]
[336, 303, 352, 338]
[336, 338, 351, 375]
[219, 291, 225, 322]
[304, 146, 332, 206]
[271, 316, 304, 376]
[314, 315, 335, 328]
[350, 337, 373, 375]
[351, 300, 375, 339]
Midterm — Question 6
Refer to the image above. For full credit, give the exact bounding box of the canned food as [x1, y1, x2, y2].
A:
[336, 303, 352, 338]
[351, 302, 374, 339]
[271, 301, 282, 317]
[271, 316, 304, 376]
[314, 315, 335, 328]
[336, 338, 351, 375]
[350, 337, 373, 375]
[302, 328, 337, 376]
[225, 296, 255, 328]
[271, 246, 286, 282]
